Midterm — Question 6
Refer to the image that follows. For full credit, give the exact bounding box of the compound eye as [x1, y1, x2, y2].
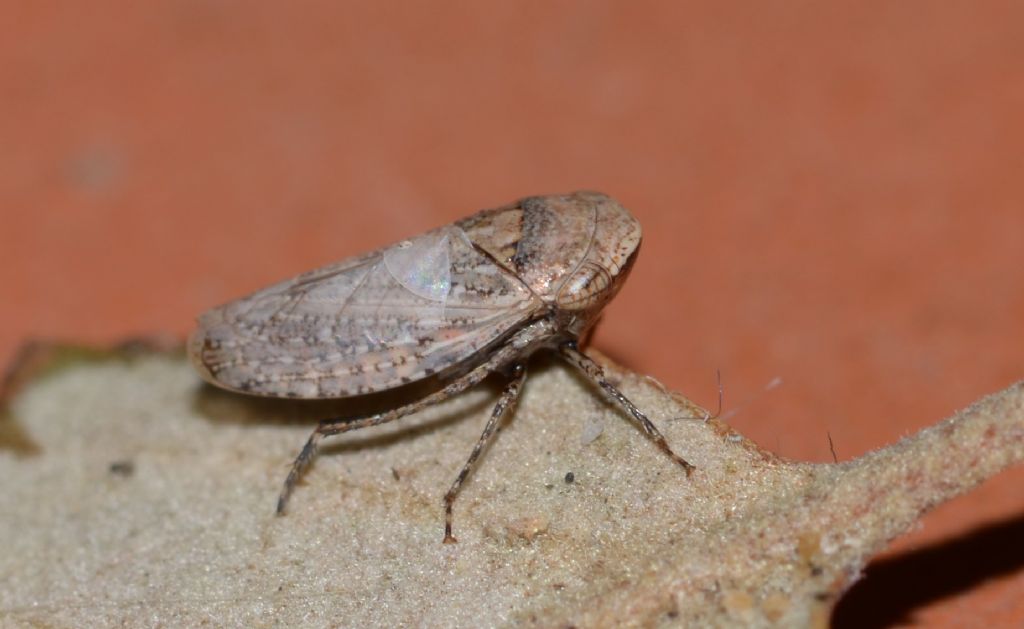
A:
[556, 262, 613, 311]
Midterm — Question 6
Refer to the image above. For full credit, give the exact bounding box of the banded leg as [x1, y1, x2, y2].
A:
[558, 341, 694, 474]
[276, 337, 529, 515]
[443, 362, 527, 544]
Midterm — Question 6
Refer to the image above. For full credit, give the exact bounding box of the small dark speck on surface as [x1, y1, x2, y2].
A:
[564, 471, 575, 484]
[108, 460, 134, 477]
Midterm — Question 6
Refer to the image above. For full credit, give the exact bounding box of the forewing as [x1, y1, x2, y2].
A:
[190, 225, 541, 398]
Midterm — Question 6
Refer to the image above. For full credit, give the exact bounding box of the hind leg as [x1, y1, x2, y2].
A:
[277, 342, 526, 515]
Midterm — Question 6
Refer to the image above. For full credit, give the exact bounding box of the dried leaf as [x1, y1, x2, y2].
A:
[0, 342, 1021, 627]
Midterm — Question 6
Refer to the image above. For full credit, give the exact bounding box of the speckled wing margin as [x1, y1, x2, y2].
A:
[190, 224, 542, 398]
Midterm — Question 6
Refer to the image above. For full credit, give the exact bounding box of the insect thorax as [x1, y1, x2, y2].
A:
[459, 191, 642, 324]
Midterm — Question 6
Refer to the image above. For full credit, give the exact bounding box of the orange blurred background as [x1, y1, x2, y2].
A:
[3, 3, 1023, 625]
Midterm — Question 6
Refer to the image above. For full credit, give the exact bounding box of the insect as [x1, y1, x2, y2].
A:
[188, 191, 693, 542]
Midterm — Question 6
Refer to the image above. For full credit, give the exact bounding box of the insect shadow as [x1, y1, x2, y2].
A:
[191, 362, 526, 449]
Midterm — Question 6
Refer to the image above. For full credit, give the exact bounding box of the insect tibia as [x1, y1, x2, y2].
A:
[277, 430, 326, 515]
[558, 343, 694, 474]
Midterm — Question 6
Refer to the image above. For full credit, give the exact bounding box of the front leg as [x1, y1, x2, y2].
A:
[558, 341, 694, 474]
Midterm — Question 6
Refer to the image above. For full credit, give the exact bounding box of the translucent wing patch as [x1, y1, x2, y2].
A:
[189, 226, 542, 398]
[383, 230, 453, 302]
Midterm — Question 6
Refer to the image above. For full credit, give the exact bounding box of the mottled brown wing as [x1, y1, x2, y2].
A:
[189, 225, 542, 398]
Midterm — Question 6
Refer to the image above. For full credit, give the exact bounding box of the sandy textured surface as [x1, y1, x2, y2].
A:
[2, 347, 1022, 627]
